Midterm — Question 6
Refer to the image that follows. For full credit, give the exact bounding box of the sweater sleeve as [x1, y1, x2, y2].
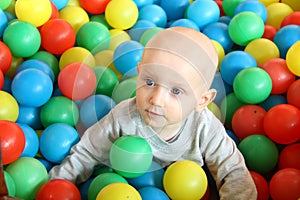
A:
[200, 114, 257, 200]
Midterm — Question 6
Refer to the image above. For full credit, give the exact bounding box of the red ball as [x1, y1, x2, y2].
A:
[50, 2, 59, 20]
[262, 25, 277, 41]
[0, 120, 26, 165]
[260, 58, 296, 94]
[263, 104, 300, 144]
[269, 168, 300, 200]
[287, 79, 300, 110]
[0, 41, 12, 74]
[231, 105, 266, 140]
[80, 0, 110, 14]
[36, 179, 81, 200]
[40, 19, 76, 55]
[250, 171, 270, 200]
[58, 62, 97, 100]
[278, 143, 300, 170]
[281, 11, 300, 27]
[0, 70, 4, 90]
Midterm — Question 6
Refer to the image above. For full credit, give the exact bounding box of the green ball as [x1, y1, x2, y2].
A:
[228, 11, 264, 46]
[238, 134, 279, 174]
[4, 170, 16, 197]
[112, 77, 137, 104]
[233, 67, 272, 104]
[3, 20, 41, 57]
[40, 96, 79, 127]
[222, 0, 245, 17]
[6, 157, 48, 200]
[88, 172, 128, 200]
[93, 66, 119, 97]
[140, 27, 164, 46]
[110, 135, 153, 178]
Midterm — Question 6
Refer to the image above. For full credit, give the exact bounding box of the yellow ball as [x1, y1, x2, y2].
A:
[109, 29, 131, 51]
[67, 0, 80, 6]
[266, 2, 294, 29]
[15, 0, 52, 27]
[105, 0, 139, 30]
[282, 0, 300, 11]
[244, 38, 280, 66]
[212, 40, 225, 71]
[59, 47, 95, 70]
[94, 50, 122, 78]
[286, 41, 300, 76]
[208, 101, 222, 121]
[0, 91, 19, 122]
[259, 0, 279, 6]
[96, 183, 142, 200]
[59, 6, 89, 33]
[163, 160, 208, 200]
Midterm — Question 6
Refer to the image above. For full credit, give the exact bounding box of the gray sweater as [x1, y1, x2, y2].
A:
[49, 98, 257, 199]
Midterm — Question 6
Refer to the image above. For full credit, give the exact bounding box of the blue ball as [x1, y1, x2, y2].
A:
[39, 123, 80, 163]
[11, 68, 53, 107]
[128, 20, 157, 42]
[234, 0, 267, 23]
[51, 0, 69, 10]
[218, 16, 232, 25]
[226, 129, 240, 146]
[133, 0, 154, 8]
[186, 0, 220, 30]
[160, 0, 190, 21]
[211, 72, 227, 106]
[18, 123, 39, 158]
[37, 158, 54, 172]
[138, 187, 170, 200]
[138, 4, 167, 28]
[79, 94, 116, 129]
[16, 105, 43, 130]
[202, 22, 234, 53]
[16, 59, 55, 82]
[169, 18, 199, 31]
[2, 76, 11, 93]
[78, 178, 93, 200]
[0, 9, 8, 37]
[220, 50, 257, 85]
[259, 94, 288, 111]
[113, 40, 144, 76]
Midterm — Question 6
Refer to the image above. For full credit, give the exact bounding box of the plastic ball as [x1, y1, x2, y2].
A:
[226, 129, 240, 146]
[3, 20, 41, 58]
[202, 22, 234, 53]
[108, 29, 131, 51]
[222, 0, 245, 17]
[232, 105, 267, 140]
[11, 68, 53, 107]
[273, 25, 300, 59]
[278, 143, 300, 170]
[112, 77, 137, 104]
[113, 40, 144, 76]
[0, 90, 19, 122]
[262, 24, 277, 41]
[80, 0, 110, 14]
[234, 0, 267, 22]
[269, 168, 300, 200]
[37, 158, 54, 172]
[169, 18, 199, 31]
[260, 58, 296, 94]
[127, 20, 157, 42]
[228, 11, 265, 46]
[39, 123, 79, 163]
[96, 182, 142, 200]
[281, 11, 300, 27]
[127, 161, 165, 190]
[0, 41, 12, 74]
[109, 135, 153, 178]
[266, 2, 294, 29]
[0, 0, 12, 10]
[0, 9, 8, 37]
[238, 134, 279, 174]
[138, 4, 167, 27]
[58, 62, 97, 100]
[88, 172, 128, 200]
[0, 120, 25, 165]
[49, 2, 59, 20]
[0, 70, 4, 89]
[59, 6, 89, 33]
[79, 94, 116, 129]
[90, 14, 111, 29]
[286, 40, 300, 76]
[93, 66, 119, 97]
[15, 0, 52, 27]
[250, 171, 270, 200]
[4, 170, 16, 197]
[76, 21, 110, 53]
[186, 0, 220, 30]
[244, 38, 280, 67]
[138, 187, 170, 200]
[59, 46, 95, 70]
[51, 0, 69, 10]
[40, 96, 79, 127]
[139, 27, 164, 46]
[18, 123, 39, 158]
[211, 40, 225, 70]
[220, 50, 257, 85]
[40, 18, 76, 55]
[282, 0, 300, 11]
[36, 179, 81, 200]
[163, 160, 208, 200]
[287, 79, 300, 109]
[263, 104, 300, 144]
[105, 0, 139, 30]
[259, 94, 288, 111]
[233, 67, 272, 104]
[160, 0, 189, 21]
[5, 157, 48, 200]
[94, 50, 121, 78]
[207, 102, 222, 121]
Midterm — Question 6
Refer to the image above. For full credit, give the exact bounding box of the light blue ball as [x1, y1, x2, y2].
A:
[169, 18, 199, 31]
[51, 0, 69, 10]
[128, 20, 157, 42]
[234, 0, 268, 23]
[160, 0, 190, 21]
[0, 8, 8, 37]
[138, 186, 170, 200]
[16, 105, 43, 131]
[18, 123, 39, 158]
[138, 4, 167, 27]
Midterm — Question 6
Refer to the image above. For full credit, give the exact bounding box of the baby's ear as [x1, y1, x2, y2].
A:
[196, 89, 217, 112]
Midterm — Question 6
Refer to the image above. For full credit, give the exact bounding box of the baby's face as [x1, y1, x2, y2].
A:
[136, 50, 207, 133]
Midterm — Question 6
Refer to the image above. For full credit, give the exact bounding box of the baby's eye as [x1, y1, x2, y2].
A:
[145, 79, 155, 86]
[171, 88, 182, 95]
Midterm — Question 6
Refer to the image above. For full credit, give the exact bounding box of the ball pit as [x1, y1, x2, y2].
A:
[0, 1, 300, 199]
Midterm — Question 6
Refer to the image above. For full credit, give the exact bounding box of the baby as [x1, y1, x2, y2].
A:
[49, 27, 257, 199]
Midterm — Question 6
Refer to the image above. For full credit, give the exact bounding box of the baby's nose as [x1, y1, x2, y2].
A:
[149, 86, 167, 107]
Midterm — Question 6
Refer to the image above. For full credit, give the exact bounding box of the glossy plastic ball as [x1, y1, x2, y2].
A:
[266, 2, 293, 29]
[281, 11, 300, 27]
[222, 0, 245, 17]
[0, 41, 12, 74]
[0, 90, 19, 122]
[160, 0, 189, 21]
[112, 77, 137, 104]
[59, 6, 89, 33]
[287, 79, 300, 109]
[127, 20, 156, 42]
[18, 123, 39, 158]
[250, 171, 270, 200]
[259, 94, 288, 111]
[93, 66, 119, 97]
[138, 4, 167, 27]
[51, 0, 69, 10]
[79, 0, 110, 14]
[286, 40, 300, 76]
[278, 143, 300, 170]
[234, 0, 268, 22]
[138, 187, 169, 200]
[96, 182, 142, 200]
